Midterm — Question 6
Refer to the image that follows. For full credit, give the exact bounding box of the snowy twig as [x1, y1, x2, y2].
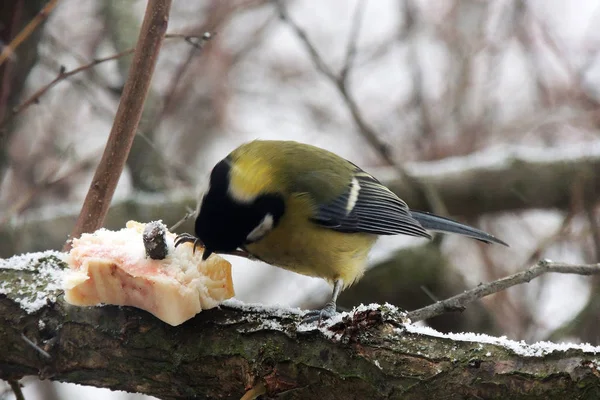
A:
[407, 260, 600, 322]
[64, 0, 173, 251]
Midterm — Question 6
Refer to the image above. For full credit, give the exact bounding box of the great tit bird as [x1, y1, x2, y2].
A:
[175, 140, 507, 321]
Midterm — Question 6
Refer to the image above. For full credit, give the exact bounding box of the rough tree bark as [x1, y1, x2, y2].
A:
[1, 255, 600, 400]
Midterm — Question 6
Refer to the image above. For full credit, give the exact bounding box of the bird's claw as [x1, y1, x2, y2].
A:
[302, 301, 338, 325]
[174, 233, 203, 255]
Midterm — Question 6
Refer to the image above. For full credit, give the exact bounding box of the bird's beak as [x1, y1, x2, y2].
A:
[202, 248, 213, 261]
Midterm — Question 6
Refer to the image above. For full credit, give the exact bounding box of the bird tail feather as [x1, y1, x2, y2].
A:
[410, 210, 508, 246]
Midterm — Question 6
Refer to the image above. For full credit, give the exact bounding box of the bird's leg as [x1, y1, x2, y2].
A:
[303, 279, 343, 324]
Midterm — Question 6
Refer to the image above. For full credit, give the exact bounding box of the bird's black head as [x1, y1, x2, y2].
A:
[195, 158, 285, 260]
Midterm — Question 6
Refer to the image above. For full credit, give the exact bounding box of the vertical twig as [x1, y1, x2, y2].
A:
[339, 0, 365, 84]
[0, 0, 24, 124]
[9, 380, 25, 400]
[64, 0, 173, 251]
[586, 204, 600, 262]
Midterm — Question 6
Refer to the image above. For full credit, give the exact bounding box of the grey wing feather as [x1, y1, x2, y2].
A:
[312, 171, 431, 239]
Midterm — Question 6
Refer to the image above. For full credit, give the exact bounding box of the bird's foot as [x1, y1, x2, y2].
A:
[302, 301, 338, 325]
[174, 233, 203, 254]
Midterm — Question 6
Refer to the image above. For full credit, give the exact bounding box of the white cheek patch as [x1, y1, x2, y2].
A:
[246, 213, 274, 243]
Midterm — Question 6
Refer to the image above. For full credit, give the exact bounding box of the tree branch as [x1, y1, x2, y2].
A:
[378, 142, 600, 216]
[64, 0, 172, 251]
[0, 32, 211, 131]
[274, 0, 391, 161]
[274, 0, 444, 218]
[1, 254, 600, 399]
[9, 49, 134, 120]
[407, 260, 600, 322]
[339, 0, 365, 84]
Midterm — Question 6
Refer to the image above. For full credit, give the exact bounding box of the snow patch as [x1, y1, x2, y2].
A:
[227, 300, 600, 358]
[0, 250, 67, 313]
[406, 141, 600, 177]
[222, 298, 304, 317]
[404, 324, 600, 357]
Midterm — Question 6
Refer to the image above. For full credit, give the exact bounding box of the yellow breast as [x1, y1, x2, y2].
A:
[245, 194, 377, 288]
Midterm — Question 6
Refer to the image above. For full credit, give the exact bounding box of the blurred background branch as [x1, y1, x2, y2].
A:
[0, 0, 54, 184]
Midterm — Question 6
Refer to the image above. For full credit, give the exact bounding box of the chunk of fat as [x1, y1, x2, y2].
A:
[63, 221, 234, 326]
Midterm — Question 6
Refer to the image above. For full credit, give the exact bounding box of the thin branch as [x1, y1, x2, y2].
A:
[8, 380, 24, 400]
[406, 260, 600, 322]
[0, 154, 95, 227]
[522, 211, 574, 266]
[586, 204, 600, 262]
[64, 0, 173, 251]
[164, 31, 213, 49]
[0, 0, 58, 67]
[274, 0, 442, 215]
[20, 333, 51, 359]
[274, 0, 336, 80]
[0, 0, 24, 124]
[145, 31, 214, 130]
[339, 0, 366, 83]
[6, 49, 133, 125]
[168, 206, 196, 231]
[0, 33, 211, 130]
[274, 0, 386, 156]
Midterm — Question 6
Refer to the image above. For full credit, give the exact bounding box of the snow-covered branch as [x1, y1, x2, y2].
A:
[379, 141, 600, 217]
[1, 253, 600, 399]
